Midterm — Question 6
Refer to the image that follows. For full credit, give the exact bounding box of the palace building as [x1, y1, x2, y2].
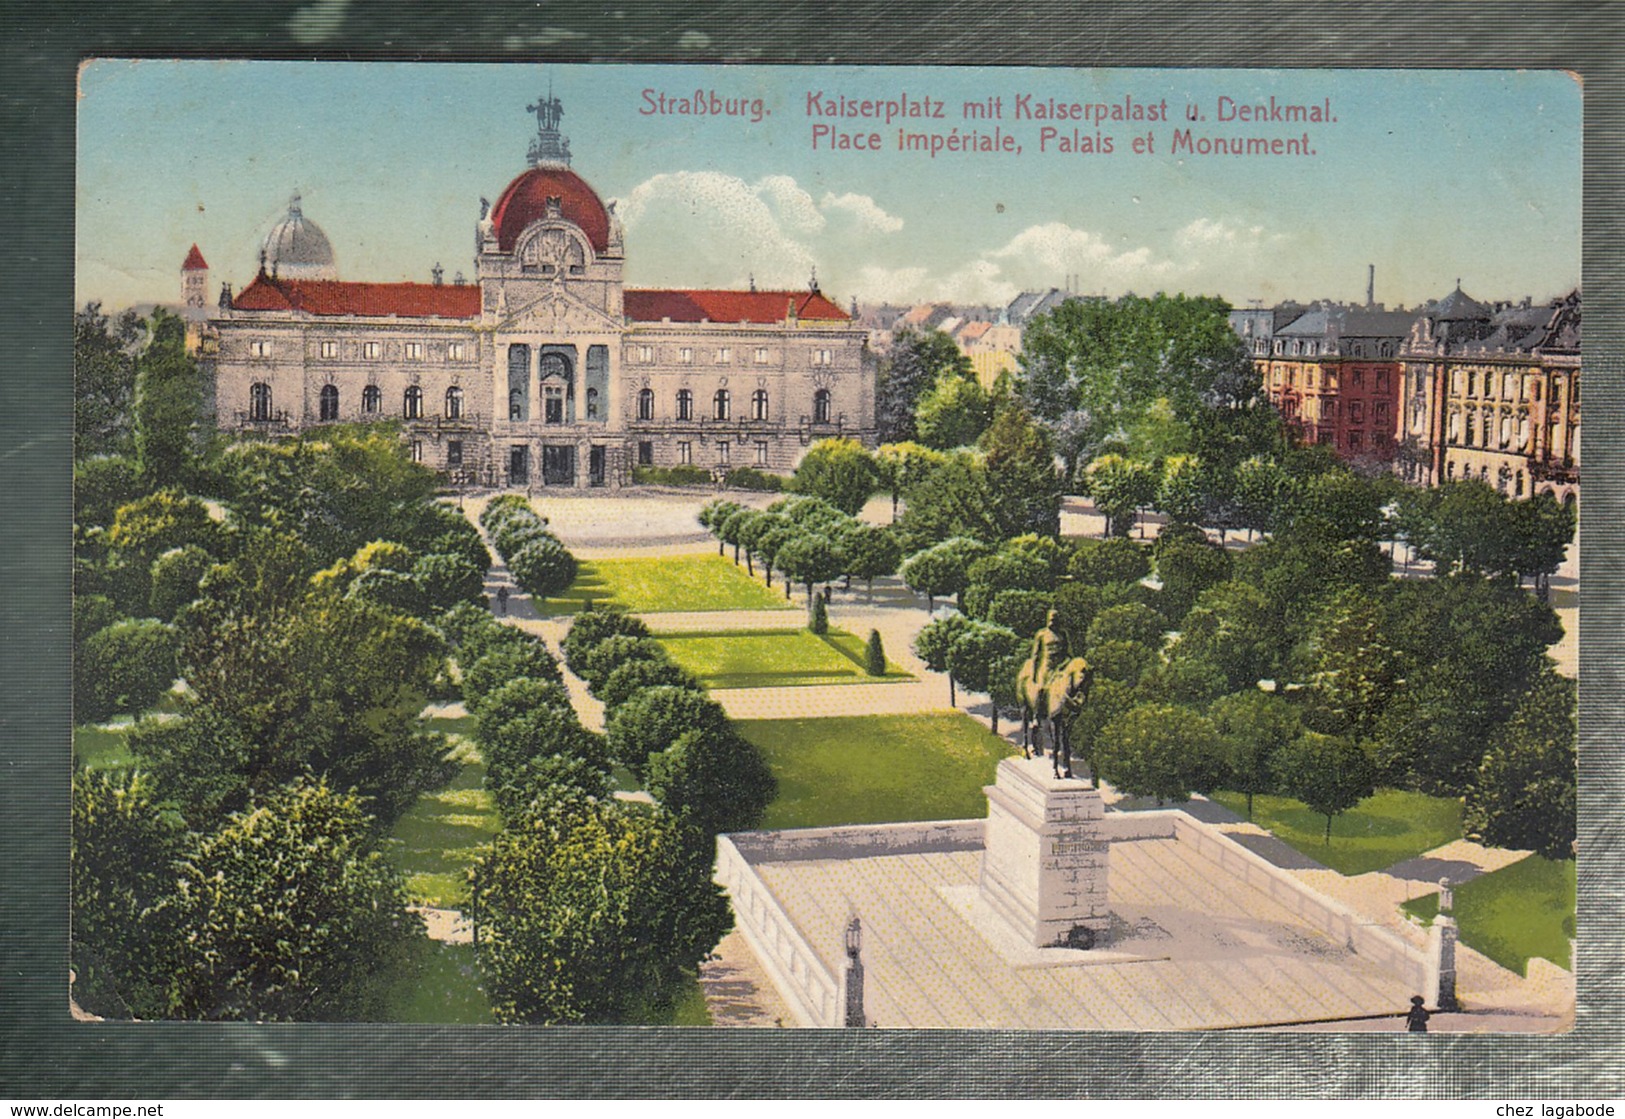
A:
[201, 95, 877, 488]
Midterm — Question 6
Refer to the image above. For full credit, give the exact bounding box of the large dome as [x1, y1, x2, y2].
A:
[262, 195, 336, 280]
[489, 166, 611, 255]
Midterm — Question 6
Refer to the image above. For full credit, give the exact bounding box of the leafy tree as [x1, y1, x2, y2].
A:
[413, 551, 487, 615]
[717, 507, 755, 566]
[1049, 580, 1144, 653]
[462, 641, 565, 713]
[1068, 536, 1152, 585]
[1273, 731, 1376, 843]
[177, 540, 453, 825]
[864, 629, 887, 676]
[149, 544, 215, 621]
[1083, 454, 1157, 538]
[105, 490, 220, 613]
[1209, 689, 1301, 819]
[75, 455, 145, 530]
[753, 519, 799, 592]
[1288, 469, 1386, 542]
[1297, 586, 1401, 739]
[915, 372, 992, 450]
[1018, 293, 1259, 476]
[479, 701, 611, 824]
[877, 328, 974, 443]
[599, 657, 702, 712]
[507, 536, 578, 601]
[1084, 602, 1166, 651]
[986, 589, 1054, 638]
[981, 405, 1063, 540]
[986, 648, 1028, 737]
[900, 536, 991, 612]
[914, 612, 974, 705]
[607, 685, 732, 776]
[75, 303, 145, 459]
[480, 493, 535, 533]
[1084, 640, 1158, 688]
[346, 566, 427, 618]
[132, 310, 206, 486]
[1506, 493, 1576, 598]
[1067, 677, 1137, 787]
[77, 618, 176, 723]
[1464, 670, 1576, 859]
[561, 608, 651, 675]
[893, 452, 1002, 548]
[404, 503, 491, 576]
[873, 442, 946, 522]
[577, 634, 666, 693]
[840, 522, 903, 600]
[1167, 580, 1281, 692]
[698, 498, 744, 554]
[809, 593, 829, 634]
[126, 705, 256, 826]
[1152, 529, 1232, 624]
[1095, 703, 1226, 803]
[1134, 653, 1229, 709]
[1155, 454, 1214, 526]
[1231, 455, 1293, 539]
[646, 726, 777, 836]
[962, 551, 1051, 619]
[790, 438, 877, 515]
[776, 533, 845, 604]
[158, 778, 422, 1021]
[468, 795, 731, 1024]
[945, 621, 1026, 701]
[70, 768, 186, 1019]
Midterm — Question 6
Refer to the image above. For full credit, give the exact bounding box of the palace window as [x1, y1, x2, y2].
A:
[404, 386, 424, 419]
[716, 347, 732, 364]
[812, 348, 832, 366]
[718, 441, 731, 464]
[405, 342, 424, 361]
[1349, 402, 1363, 423]
[543, 385, 565, 425]
[1347, 431, 1362, 451]
[319, 384, 339, 421]
[364, 341, 381, 360]
[249, 382, 272, 421]
[320, 340, 338, 359]
[714, 389, 731, 421]
[448, 341, 465, 361]
[637, 388, 654, 421]
[678, 441, 692, 465]
[638, 441, 653, 465]
[1352, 369, 1364, 389]
[586, 387, 599, 420]
[362, 385, 381, 414]
[636, 345, 654, 363]
[813, 389, 832, 423]
[250, 340, 271, 358]
[676, 389, 694, 421]
[755, 440, 769, 466]
[752, 389, 770, 421]
[411, 440, 423, 463]
[754, 347, 769, 364]
[447, 440, 463, 466]
[445, 385, 463, 419]
[678, 347, 693, 364]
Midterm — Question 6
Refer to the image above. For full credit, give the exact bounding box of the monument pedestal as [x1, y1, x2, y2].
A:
[978, 755, 1110, 948]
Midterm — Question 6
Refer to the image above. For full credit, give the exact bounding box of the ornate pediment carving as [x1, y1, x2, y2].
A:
[497, 288, 623, 335]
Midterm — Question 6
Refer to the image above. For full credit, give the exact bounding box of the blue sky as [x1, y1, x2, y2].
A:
[76, 62, 1580, 312]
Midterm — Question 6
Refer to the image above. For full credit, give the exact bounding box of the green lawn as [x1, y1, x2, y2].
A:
[739, 712, 1016, 829]
[539, 555, 794, 615]
[1402, 855, 1576, 975]
[1209, 788, 1463, 877]
[369, 938, 494, 1024]
[385, 739, 501, 907]
[72, 724, 135, 772]
[658, 628, 909, 689]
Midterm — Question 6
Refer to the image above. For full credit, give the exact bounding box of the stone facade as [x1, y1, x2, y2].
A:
[204, 97, 875, 488]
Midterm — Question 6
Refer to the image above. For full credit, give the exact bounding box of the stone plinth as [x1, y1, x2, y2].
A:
[978, 755, 1110, 948]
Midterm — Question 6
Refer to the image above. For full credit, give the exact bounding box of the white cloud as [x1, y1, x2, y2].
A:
[1174, 217, 1279, 250]
[819, 191, 904, 234]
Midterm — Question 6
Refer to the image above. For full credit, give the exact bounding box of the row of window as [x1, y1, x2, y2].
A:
[633, 387, 833, 423]
[248, 382, 467, 422]
[629, 345, 834, 366]
[1448, 369, 1575, 407]
[249, 340, 469, 361]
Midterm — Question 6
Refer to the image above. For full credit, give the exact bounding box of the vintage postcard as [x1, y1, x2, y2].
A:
[70, 61, 1579, 1035]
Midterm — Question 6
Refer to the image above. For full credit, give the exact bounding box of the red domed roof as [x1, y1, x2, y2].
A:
[489, 166, 611, 255]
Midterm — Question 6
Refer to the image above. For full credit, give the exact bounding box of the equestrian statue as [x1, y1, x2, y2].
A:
[1016, 611, 1092, 779]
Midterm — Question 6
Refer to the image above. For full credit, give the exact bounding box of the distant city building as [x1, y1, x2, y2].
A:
[197, 96, 876, 488]
[1399, 286, 1580, 504]
[1257, 303, 1415, 465]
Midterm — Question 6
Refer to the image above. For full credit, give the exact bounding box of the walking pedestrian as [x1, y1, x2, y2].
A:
[496, 584, 509, 616]
[1405, 995, 1430, 1033]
